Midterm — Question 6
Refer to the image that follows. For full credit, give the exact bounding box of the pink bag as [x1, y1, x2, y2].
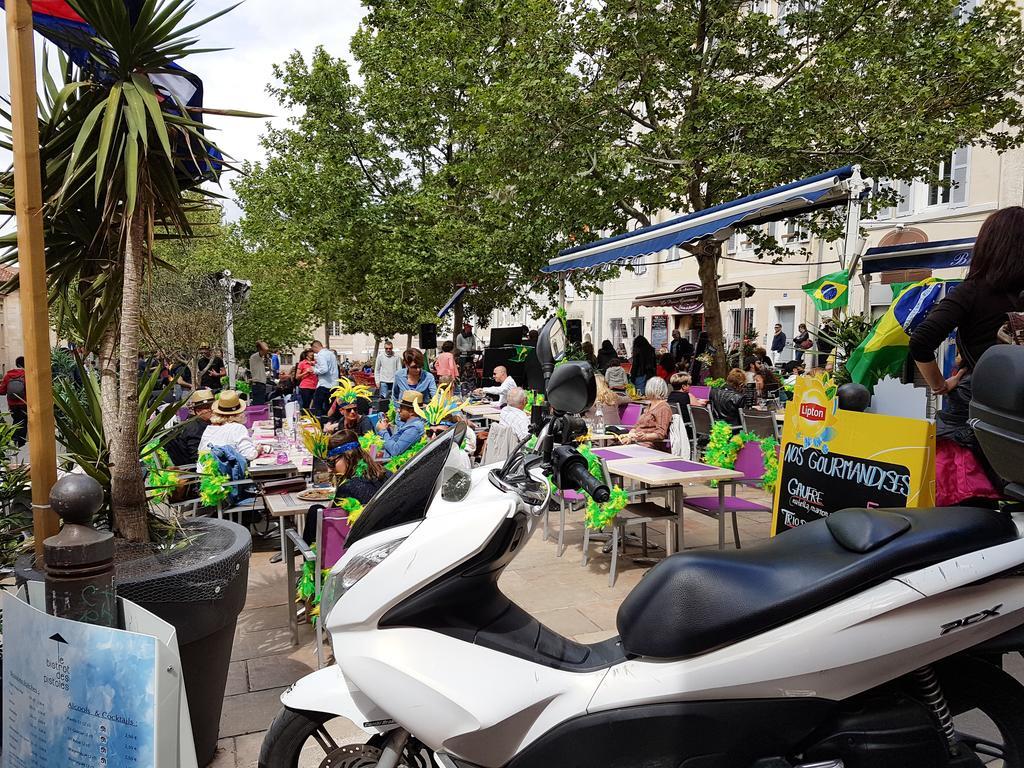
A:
[935, 438, 1002, 506]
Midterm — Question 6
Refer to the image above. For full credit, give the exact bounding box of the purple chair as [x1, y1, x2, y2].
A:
[682, 442, 772, 550]
[619, 402, 645, 426]
[244, 404, 270, 429]
[545, 489, 586, 557]
[313, 508, 353, 667]
[689, 385, 711, 401]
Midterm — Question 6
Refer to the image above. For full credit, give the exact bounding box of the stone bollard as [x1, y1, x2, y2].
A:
[43, 474, 117, 627]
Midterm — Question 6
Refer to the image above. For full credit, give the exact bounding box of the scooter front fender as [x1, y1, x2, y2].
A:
[280, 666, 397, 735]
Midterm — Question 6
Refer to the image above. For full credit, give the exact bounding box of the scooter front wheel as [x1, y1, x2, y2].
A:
[257, 707, 434, 768]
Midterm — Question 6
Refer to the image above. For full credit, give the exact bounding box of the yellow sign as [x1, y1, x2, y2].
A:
[771, 374, 936, 536]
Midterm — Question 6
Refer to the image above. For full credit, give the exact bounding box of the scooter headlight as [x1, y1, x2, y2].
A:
[320, 537, 407, 619]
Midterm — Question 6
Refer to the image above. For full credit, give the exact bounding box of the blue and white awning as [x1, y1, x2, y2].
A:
[544, 166, 859, 275]
[437, 285, 469, 318]
[861, 238, 974, 275]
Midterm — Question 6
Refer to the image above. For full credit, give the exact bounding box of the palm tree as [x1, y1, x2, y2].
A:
[0, 0, 251, 541]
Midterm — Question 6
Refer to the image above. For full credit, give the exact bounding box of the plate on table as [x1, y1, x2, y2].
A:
[251, 457, 279, 467]
[297, 488, 334, 502]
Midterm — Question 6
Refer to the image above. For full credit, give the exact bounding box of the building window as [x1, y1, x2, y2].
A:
[871, 179, 894, 220]
[630, 316, 646, 339]
[278, 353, 294, 367]
[729, 308, 755, 340]
[610, 317, 627, 343]
[727, 232, 739, 254]
[926, 149, 969, 208]
[896, 180, 913, 216]
[784, 218, 810, 242]
[328, 320, 342, 337]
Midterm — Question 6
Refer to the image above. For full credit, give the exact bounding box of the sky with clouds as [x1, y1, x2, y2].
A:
[0, 0, 367, 219]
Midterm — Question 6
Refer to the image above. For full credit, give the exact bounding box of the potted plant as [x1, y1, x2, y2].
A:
[1, 1, 257, 763]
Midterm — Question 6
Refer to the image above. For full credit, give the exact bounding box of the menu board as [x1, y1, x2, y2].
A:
[2, 592, 157, 768]
[651, 315, 669, 351]
[771, 374, 935, 536]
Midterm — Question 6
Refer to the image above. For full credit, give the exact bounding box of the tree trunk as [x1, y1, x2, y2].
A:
[453, 298, 464, 346]
[372, 338, 381, 359]
[324, 316, 330, 347]
[406, 332, 413, 350]
[695, 240, 728, 378]
[109, 206, 150, 542]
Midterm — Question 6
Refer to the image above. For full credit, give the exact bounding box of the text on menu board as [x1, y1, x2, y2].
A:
[2, 592, 156, 768]
[773, 444, 912, 534]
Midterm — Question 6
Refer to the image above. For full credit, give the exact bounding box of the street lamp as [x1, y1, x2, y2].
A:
[215, 271, 251, 388]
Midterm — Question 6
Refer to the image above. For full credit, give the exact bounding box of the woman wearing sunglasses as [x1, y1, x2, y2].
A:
[391, 347, 438, 407]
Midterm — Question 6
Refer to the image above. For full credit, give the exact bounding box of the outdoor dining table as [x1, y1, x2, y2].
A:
[263, 487, 320, 646]
[462, 402, 501, 417]
[597, 454, 743, 552]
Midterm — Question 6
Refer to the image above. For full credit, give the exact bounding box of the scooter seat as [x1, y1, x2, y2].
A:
[616, 506, 1017, 659]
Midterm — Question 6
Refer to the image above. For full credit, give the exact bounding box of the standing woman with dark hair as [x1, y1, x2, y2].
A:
[630, 335, 657, 393]
[910, 206, 1024, 501]
[295, 348, 318, 411]
[392, 347, 438, 406]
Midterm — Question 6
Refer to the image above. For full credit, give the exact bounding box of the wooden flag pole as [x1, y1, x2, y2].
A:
[5, 0, 60, 557]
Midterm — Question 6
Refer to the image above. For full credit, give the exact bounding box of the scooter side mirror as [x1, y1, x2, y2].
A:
[546, 361, 596, 415]
[536, 316, 565, 383]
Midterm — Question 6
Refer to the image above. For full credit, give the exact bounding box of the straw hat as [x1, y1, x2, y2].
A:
[188, 389, 215, 407]
[397, 390, 424, 409]
[212, 390, 247, 416]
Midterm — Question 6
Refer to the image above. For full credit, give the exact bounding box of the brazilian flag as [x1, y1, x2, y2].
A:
[802, 270, 850, 310]
[846, 278, 949, 389]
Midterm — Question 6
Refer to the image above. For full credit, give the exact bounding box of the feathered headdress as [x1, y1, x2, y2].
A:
[415, 383, 461, 426]
[331, 377, 374, 405]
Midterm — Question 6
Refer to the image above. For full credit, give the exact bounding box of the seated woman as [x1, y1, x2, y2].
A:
[708, 368, 747, 427]
[303, 430, 390, 544]
[667, 372, 707, 435]
[618, 377, 672, 447]
[753, 366, 788, 404]
[392, 347, 437, 406]
[604, 361, 628, 392]
[197, 391, 258, 460]
[656, 352, 677, 382]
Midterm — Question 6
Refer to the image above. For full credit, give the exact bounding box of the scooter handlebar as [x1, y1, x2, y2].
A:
[562, 458, 611, 504]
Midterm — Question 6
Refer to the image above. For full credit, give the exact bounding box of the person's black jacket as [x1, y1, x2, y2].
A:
[165, 418, 209, 466]
[596, 342, 618, 372]
[709, 388, 745, 427]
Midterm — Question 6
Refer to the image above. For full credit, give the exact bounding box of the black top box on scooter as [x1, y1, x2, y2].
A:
[970, 344, 1024, 486]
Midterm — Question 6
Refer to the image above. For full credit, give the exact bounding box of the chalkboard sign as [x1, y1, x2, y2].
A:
[651, 315, 668, 351]
[770, 373, 935, 537]
[772, 443, 912, 535]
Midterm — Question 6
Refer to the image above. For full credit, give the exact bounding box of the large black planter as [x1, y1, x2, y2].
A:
[16, 517, 250, 767]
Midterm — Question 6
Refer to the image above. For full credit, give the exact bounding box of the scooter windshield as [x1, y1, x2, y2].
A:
[345, 426, 462, 548]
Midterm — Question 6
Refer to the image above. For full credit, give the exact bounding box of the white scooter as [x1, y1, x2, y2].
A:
[259, 318, 1024, 768]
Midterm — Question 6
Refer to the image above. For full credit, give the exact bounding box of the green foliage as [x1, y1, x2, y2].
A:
[814, 315, 875, 383]
[52, 362, 186, 529]
[0, 421, 32, 570]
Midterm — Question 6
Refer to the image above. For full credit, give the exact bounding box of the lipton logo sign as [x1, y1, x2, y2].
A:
[800, 403, 826, 422]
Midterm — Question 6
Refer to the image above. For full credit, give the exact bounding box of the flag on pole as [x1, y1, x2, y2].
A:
[802, 270, 850, 310]
[0, 0, 221, 185]
[846, 278, 950, 389]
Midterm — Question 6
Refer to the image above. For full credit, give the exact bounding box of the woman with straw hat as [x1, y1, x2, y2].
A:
[198, 390, 258, 460]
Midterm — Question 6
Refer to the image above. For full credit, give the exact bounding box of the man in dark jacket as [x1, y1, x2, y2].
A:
[165, 389, 215, 466]
[0, 357, 27, 446]
[669, 329, 693, 365]
[770, 323, 787, 364]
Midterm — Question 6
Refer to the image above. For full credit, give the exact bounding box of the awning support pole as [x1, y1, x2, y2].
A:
[861, 273, 872, 319]
[557, 274, 566, 311]
[6, 0, 60, 556]
[739, 284, 748, 372]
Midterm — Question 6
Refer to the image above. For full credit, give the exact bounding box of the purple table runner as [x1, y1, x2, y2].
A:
[651, 459, 715, 473]
[591, 448, 632, 461]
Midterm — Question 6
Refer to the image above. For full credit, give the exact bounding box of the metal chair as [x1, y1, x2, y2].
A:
[582, 458, 676, 587]
[688, 404, 714, 461]
[545, 488, 586, 557]
[682, 442, 774, 550]
[740, 408, 780, 440]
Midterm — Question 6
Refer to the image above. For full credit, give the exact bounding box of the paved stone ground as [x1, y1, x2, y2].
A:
[210, 482, 773, 766]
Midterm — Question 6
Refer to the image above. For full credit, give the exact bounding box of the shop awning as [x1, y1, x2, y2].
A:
[861, 238, 974, 275]
[544, 166, 859, 275]
[437, 285, 469, 318]
[631, 281, 755, 309]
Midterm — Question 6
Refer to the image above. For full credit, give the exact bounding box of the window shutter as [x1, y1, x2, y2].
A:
[950, 148, 969, 206]
[896, 181, 913, 216]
